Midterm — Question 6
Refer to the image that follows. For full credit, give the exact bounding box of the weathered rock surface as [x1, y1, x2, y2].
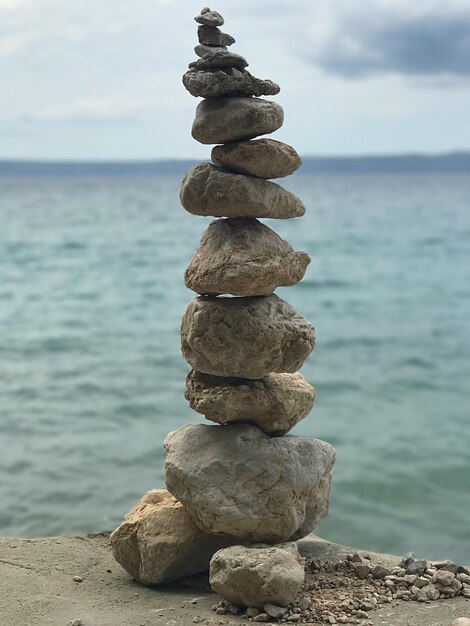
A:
[195, 8, 224, 27]
[195, 50, 248, 71]
[164, 423, 335, 541]
[185, 370, 315, 436]
[183, 69, 280, 98]
[194, 44, 227, 58]
[185, 218, 310, 296]
[192, 97, 284, 144]
[198, 25, 235, 47]
[209, 543, 305, 608]
[110, 489, 232, 585]
[180, 164, 305, 219]
[181, 294, 315, 379]
[212, 139, 301, 179]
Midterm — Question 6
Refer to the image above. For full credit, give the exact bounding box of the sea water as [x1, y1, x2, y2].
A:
[1, 172, 469, 562]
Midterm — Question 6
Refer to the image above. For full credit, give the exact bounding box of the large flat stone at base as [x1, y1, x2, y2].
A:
[185, 218, 310, 296]
[111, 490, 232, 585]
[192, 97, 284, 144]
[164, 423, 335, 542]
[185, 370, 315, 436]
[181, 294, 315, 379]
[180, 163, 305, 219]
[211, 138, 302, 178]
[1, 534, 467, 626]
[209, 543, 305, 608]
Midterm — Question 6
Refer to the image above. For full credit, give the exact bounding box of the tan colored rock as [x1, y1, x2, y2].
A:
[209, 543, 305, 608]
[185, 370, 315, 436]
[212, 139, 302, 179]
[192, 97, 283, 144]
[185, 218, 310, 296]
[195, 8, 224, 27]
[164, 423, 335, 541]
[110, 489, 232, 585]
[180, 164, 305, 219]
[182, 69, 280, 98]
[181, 294, 315, 379]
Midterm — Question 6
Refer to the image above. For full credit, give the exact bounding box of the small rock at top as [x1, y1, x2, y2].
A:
[195, 8, 224, 27]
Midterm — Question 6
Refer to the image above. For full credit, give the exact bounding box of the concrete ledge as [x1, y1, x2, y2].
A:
[1, 533, 468, 625]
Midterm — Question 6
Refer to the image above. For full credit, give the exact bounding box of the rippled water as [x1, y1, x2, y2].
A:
[1, 172, 469, 562]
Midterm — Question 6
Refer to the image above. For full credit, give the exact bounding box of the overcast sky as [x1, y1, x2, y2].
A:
[1, 0, 470, 160]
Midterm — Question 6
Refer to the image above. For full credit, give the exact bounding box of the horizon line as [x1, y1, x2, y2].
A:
[1, 150, 470, 164]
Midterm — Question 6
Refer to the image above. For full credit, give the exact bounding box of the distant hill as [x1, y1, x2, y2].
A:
[1, 152, 469, 176]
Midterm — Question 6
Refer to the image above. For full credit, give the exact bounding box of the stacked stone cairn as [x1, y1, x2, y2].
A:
[111, 7, 336, 611]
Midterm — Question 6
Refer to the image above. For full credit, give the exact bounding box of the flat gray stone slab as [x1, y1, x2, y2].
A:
[0, 534, 468, 625]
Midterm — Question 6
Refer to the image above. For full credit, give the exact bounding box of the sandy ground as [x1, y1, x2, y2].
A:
[1, 533, 468, 626]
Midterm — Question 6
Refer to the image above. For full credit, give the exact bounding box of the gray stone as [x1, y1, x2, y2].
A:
[110, 489, 233, 585]
[185, 370, 315, 436]
[180, 163, 304, 219]
[195, 50, 248, 71]
[192, 97, 284, 144]
[198, 25, 235, 47]
[185, 218, 311, 296]
[372, 565, 391, 579]
[406, 560, 427, 576]
[264, 604, 288, 618]
[212, 139, 301, 179]
[209, 544, 304, 608]
[195, 8, 224, 26]
[181, 294, 315, 379]
[164, 423, 335, 541]
[194, 44, 227, 58]
[183, 68, 280, 98]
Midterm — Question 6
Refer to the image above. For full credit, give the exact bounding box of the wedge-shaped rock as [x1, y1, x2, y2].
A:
[192, 97, 283, 144]
[185, 370, 315, 436]
[210, 543, 305, 608]
[195, 50, 248, 71]
[180, 164, 305, 219]
[198, 25, 235, 47]
[181, 294, 315, 379]
[164, 423, 335, 541]
[185, 218, 310, 296]
[212, 138, 302, 179]
[110, 489, 232, 585]
[183, 68, 280, 98]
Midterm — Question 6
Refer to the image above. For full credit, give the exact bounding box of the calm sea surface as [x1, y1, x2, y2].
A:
[1, 172, 469, 562]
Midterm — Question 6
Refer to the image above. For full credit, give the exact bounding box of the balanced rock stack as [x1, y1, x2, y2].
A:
[111, 8, 336, 607]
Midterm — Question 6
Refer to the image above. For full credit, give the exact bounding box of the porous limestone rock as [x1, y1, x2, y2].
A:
[194, 44, 227, 58]
[198, 25, 235, 47]
[164, 423, 335, 541]
[110, 489, 233, 585]
[209, 543, 305, 608]
[195, 8, 224, 27]
[185, 218, 311, 296]
[192, 97, 284, 144]
[183, 68, 280, 98]
[195, 50, 248, 71]
[212, 138, 302, 179]
[185, 370, 315, 436]
[180, 163, 305, 219]
[181, 294, 315, 379]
